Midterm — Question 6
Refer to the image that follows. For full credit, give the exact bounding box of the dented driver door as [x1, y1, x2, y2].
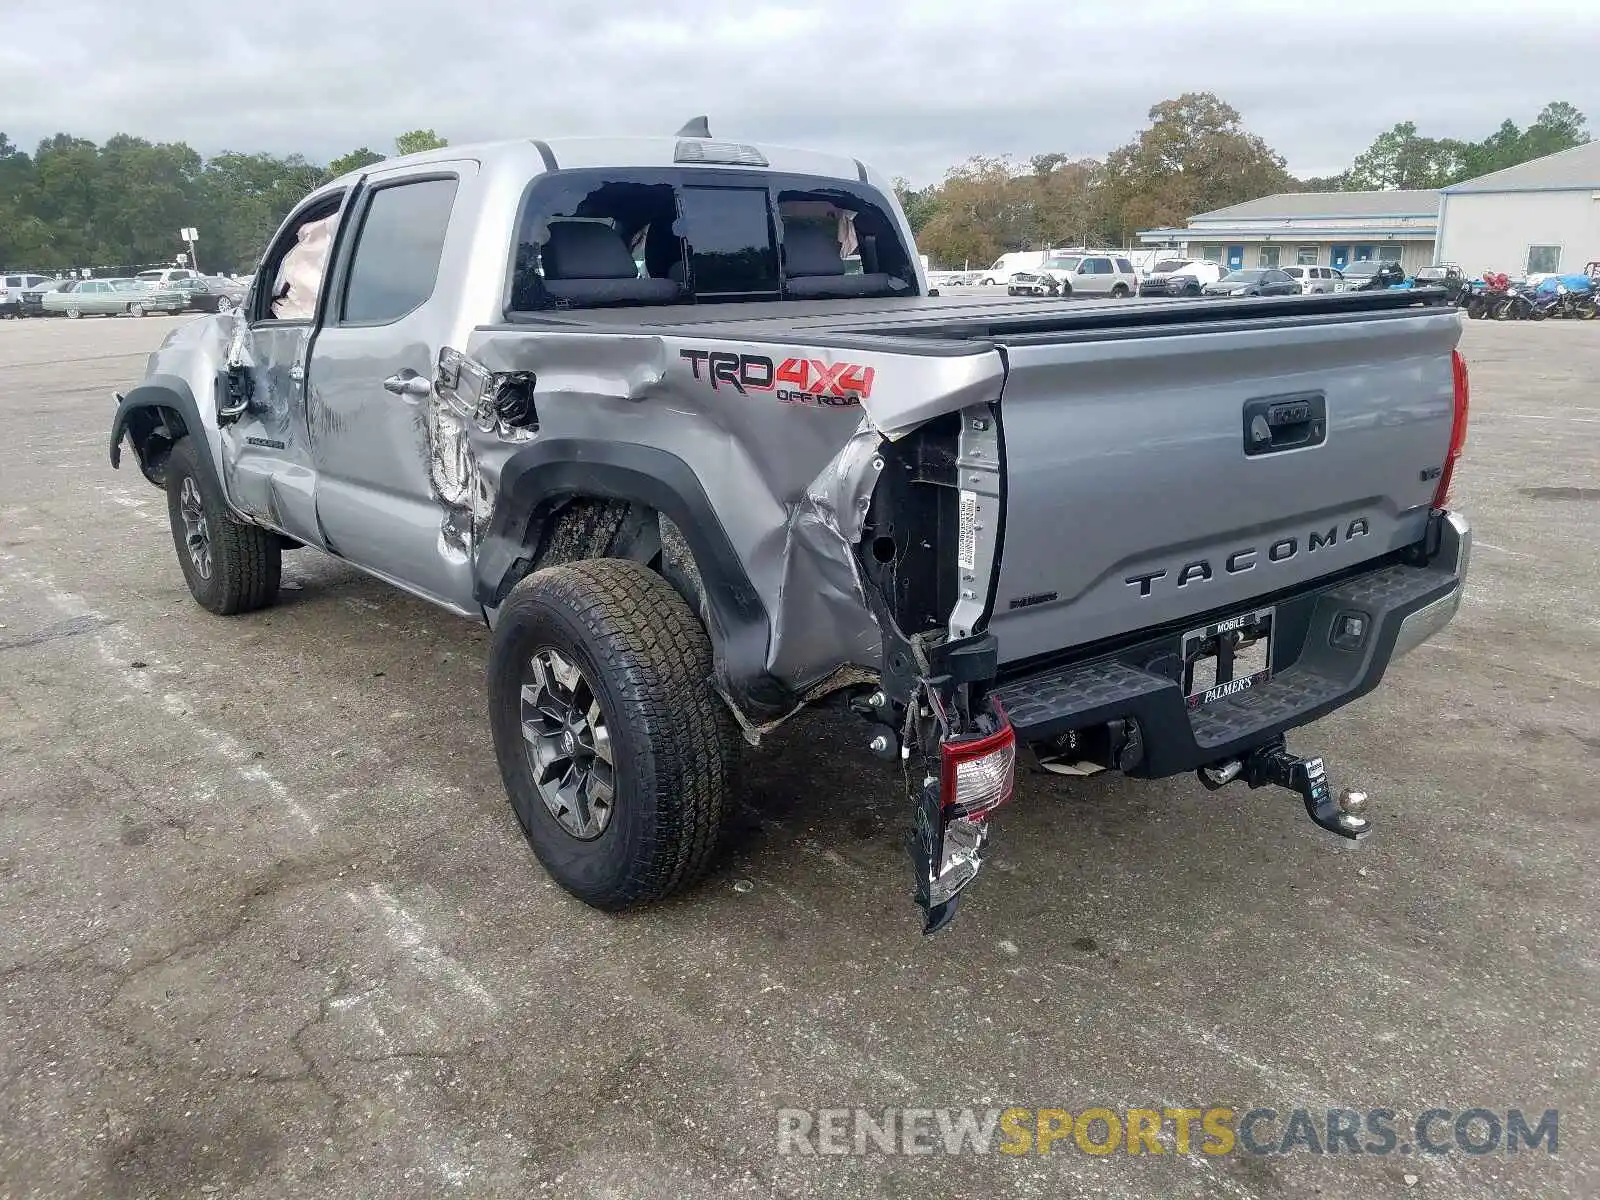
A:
[304, 163, 479, 612]
[220, 189, 359, 549]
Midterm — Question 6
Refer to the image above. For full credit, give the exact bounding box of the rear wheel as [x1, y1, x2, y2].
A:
[1111, 283, 1130, 298]
[164, 437, 280, 615]
[488, 559, 737, 911]
[129, 303, 146, 317]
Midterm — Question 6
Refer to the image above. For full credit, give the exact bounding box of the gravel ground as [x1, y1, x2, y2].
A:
[0, 313, 1595, 1199]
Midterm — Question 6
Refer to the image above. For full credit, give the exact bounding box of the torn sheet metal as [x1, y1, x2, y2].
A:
[765, 425, 888, 691]
[452, 327, 1005, 736]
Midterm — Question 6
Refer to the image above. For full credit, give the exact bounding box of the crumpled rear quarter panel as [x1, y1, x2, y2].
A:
[456, 328, 1003, 730]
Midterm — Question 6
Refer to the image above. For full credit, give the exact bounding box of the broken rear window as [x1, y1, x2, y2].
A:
[505, 168, 917, 314]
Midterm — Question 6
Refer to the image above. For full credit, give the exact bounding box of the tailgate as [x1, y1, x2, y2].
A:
[986, 307, 1463, 665]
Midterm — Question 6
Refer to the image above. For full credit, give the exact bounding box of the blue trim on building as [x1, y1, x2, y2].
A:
[1138, 227, 1437, 243]
[1196, 211, 1436, 220]
[1440, 184, 1600, 195]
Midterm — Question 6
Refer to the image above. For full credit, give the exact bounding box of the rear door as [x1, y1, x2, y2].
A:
[1076, 256, 1112, 294]
[306, 162, 476, 609]
[84, 281, 118, 314]
[983, 307, 1463, 664]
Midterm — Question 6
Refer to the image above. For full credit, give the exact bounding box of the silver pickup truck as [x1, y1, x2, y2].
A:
[109, 123, 1471, 932]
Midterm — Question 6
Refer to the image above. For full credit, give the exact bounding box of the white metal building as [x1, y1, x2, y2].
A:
[1435, 141, 1600, 277]
[1137, 191, 1438, 273]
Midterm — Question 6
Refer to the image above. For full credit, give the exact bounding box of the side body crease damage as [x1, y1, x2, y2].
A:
[117, 310, 1009, 738]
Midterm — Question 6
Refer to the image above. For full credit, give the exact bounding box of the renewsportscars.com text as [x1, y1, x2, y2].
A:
[776, 1106, 1559, 1157]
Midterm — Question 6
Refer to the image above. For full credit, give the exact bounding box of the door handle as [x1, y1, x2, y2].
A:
[383, 372, 432, 398]
[1243, 392, 1326, 456]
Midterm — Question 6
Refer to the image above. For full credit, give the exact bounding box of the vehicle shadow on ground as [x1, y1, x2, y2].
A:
[261, 543, 1320, 935]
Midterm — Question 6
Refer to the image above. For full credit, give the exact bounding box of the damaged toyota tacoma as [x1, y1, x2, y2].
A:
[109, 123, 1472, 933]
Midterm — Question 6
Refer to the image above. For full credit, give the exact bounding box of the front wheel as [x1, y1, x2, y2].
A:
[164, 438, 281, 615]
[65, 306, 82, 319]
[488, 560, 737, 911]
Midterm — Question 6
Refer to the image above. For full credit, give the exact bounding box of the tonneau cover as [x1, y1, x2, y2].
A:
[506, 289, 1452, 352]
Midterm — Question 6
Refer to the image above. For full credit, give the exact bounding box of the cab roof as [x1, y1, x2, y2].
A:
[325, 135, 873, 190]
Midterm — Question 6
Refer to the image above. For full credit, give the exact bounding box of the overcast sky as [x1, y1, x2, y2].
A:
[4, 0, 1597, 185]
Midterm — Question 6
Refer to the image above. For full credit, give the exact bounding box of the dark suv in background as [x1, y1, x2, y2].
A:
[1339, 260, 1406, 291]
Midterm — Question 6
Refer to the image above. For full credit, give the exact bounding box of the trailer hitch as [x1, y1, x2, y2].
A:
[1199, 736, 1371, 840]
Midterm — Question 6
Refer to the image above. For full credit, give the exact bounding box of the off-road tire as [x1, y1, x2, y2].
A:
[488, 559, 737, 911]
[164, 437, 280, 615]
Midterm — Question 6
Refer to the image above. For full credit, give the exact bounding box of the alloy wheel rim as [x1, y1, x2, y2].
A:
[519, 647, 615, 839]
[179, 475, 212, 580]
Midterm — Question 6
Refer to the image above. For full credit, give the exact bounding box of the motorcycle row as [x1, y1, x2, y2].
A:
[1461, 270, 1600, 321]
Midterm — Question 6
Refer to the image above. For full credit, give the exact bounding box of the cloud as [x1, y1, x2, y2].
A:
[3, 0, 1596, 184]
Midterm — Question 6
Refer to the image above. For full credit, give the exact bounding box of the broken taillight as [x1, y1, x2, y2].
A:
[1434, 349, 1470, 509]
[939, 703, 1017, 819]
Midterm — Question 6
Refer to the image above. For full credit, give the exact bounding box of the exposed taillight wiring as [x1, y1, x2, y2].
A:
[939, 701, 1017, 820]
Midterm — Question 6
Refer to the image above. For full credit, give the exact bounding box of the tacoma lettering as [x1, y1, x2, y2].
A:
[1125, 519, 1372, 596]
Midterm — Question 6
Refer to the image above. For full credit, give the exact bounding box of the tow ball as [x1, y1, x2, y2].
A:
[1198, 737, 1371, 840]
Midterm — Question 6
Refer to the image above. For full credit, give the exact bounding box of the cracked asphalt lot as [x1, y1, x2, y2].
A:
[1, 315, 1597, 1198]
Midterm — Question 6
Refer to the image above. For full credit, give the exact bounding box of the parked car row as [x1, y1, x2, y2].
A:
[998, 256, 1421, 301]
[0, 273, 247, 319]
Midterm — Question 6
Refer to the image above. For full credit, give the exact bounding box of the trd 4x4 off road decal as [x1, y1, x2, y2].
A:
[679, 349, 873, 408]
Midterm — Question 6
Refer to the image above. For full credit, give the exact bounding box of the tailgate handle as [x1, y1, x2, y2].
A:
[1244, 392, 1326, 456]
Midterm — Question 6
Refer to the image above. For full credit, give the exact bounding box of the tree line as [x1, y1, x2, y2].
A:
[898, 97, 1588, 269]
[1, 97, 1588, 276]
[0, 129, 447, 275]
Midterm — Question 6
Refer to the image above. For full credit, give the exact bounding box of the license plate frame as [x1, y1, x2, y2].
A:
[1182, 607, 1274, 709]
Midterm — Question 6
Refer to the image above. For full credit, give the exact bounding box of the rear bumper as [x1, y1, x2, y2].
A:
[989, 510, 1470, 778]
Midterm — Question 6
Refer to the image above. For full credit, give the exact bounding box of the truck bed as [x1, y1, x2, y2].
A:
[510, 288, 1452, 351]
[485, 284, 1464, 700]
